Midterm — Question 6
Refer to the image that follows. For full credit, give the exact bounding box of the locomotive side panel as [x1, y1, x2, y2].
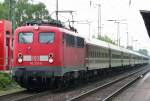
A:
[62, 33, 85, 71]
[0, 20, 12, 70]
[0, 21, 4, 70]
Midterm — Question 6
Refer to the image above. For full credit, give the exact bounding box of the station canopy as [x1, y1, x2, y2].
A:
[140, 10, 150, 38]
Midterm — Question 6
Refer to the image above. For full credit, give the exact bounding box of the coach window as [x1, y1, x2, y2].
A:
[19, 32, 33, 43]
[39, 32, 55, 43]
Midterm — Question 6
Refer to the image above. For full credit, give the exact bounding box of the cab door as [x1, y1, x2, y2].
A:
[5, 31, 10, 70]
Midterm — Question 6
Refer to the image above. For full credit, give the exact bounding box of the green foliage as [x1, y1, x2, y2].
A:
[0, 3, 9, 20]
[15, 0, 51, 26]
[138, 49, 148, 56]
[97, 35, 116, 45]
[0, 0, 51, 27]
[0, 72, 15, 89]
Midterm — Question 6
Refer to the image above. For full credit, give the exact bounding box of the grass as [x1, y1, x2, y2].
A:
[0, 72, 24, 95]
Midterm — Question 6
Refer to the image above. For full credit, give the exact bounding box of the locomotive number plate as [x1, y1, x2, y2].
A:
[30, 62, 42, 65]
[30, 56, 42, 65]
[31, 56, 40, 61]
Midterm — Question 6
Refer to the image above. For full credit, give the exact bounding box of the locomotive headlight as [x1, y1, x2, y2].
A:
[18, 53, 23, 63]
[48, 58, 54, 63]
[48, 53, 54, 63]
[18, 58, 23, 63]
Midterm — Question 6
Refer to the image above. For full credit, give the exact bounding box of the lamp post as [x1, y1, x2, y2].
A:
[120, 23, 129, 48]
[56, 0, 58, 20]
[56, 10, 75, 26]
[132, 39, 138, 50]
[9, 0, 15, 33]
[107, 20, 120, 46]
[97, 4, 101, 38]
[126, 31, 129, 48]
[107, 19, 127, 46]
[138, 42, 140, 51]
[90, 1, 101, 38]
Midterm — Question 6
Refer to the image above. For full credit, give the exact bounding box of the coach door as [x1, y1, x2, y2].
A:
[5, 31, 10, 70]
[62, 33, 67, 66]
[109, 48, 111, 68]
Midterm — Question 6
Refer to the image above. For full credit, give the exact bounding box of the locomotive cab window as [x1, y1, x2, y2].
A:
[39, 32, 55, 43]
[19, 32, 33, 43]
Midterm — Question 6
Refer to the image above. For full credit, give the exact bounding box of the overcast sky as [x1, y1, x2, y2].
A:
[1, 0, 150, 54]
[35, 0, 150, 54]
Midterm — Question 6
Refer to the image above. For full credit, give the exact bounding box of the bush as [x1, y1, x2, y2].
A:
[0, 72, 15, 89]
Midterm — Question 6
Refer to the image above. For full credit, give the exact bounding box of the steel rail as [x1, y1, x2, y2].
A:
[0, 90, 52, 101]
[67, 67, 149, 101]
[0, 90, 26, 101]
[14, 91, 52, 101]
[102, 69, 150, 101]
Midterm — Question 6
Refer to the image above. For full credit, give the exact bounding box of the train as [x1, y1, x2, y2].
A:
[0, 20, 12, 71]
[11, 20, 149, 90]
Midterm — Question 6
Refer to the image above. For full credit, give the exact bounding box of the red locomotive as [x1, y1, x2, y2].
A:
[0, 20, 12, 71]
[12, 20, 149, 90]
[12, 20, 85, 89]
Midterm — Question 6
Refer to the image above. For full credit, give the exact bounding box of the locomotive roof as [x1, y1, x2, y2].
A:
[25, 19, 78, 32]
[15, 24, 85, 40]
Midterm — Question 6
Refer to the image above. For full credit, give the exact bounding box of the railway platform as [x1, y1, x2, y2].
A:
[112, 66, 150, 101]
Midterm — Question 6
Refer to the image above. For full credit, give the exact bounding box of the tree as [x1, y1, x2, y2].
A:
[97, 35, 116, 45]
[15, 0, 51, 27]
[0, 0, 51, 27]
[0, 2, 9, 20]
[138, 49, 148, 56]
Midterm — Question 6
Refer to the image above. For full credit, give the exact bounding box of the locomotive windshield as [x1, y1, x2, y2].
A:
[19, 32, 33, 43]
[39, 32, 55, 43]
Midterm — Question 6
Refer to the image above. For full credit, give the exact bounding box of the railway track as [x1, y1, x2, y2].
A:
[0, 65, 149, 101]
[0, 90, 52, 101]
[0, 90, 27, 101]
[67, 66, 150, 101]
